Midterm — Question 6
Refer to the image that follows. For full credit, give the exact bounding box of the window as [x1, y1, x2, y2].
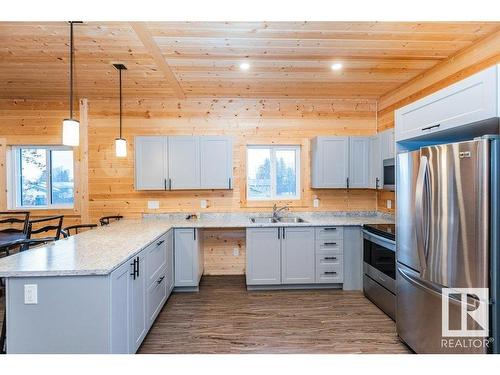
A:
[247, 145, 300, 200]
[10, 146, 74, 209]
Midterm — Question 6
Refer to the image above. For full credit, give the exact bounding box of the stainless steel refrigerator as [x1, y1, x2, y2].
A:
[396, 135, 499, 354]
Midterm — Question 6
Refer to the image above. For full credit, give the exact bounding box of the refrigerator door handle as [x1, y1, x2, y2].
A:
[415, 155, 429, 271]
[397, 266, 480, 309]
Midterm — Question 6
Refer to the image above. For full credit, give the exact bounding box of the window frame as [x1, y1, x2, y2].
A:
[10, 145, 75, 210]
[246, 144, 301, 201]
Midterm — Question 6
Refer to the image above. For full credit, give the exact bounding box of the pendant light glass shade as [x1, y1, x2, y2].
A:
[62, 119, 80, 146]
[115, 138, 127, 157]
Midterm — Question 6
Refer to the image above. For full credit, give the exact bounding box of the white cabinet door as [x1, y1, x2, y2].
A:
[348, 137, 371, 188]
[129, 250, 147, 353]
[369, 135, 382, 189]
[168, 136, 200, 189]
[200, 136, 233, 189]
[110, 261, 130, 354]
[174, 228, 202, 287]
[395, 65, 498, 141]
[281, 227, 315, 284]
[311, 136, 349, 188]
[246, 228, 281, 285]
[165, 229, 174, 295]
[379, 128, 395, 161]
[135, 136, 168, 190]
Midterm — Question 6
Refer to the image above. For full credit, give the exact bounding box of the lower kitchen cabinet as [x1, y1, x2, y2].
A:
[281, 227, 315, 284]
[246, 227, 281, 285]
[174, 228, 204, 288]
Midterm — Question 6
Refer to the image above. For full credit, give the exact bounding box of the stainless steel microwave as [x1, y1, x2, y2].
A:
[383, 158, 395, 190]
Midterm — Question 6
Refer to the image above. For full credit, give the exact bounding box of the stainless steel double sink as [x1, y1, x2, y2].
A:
[250, 217, 307, 224]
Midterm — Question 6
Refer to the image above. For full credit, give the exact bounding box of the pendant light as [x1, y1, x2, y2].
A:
[62, 21, 80, 146]
[113, 63, 127, 157]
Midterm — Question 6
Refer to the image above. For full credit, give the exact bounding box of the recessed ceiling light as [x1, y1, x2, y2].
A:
[240, 62, 250, 70]
[331, 63, 343, 71]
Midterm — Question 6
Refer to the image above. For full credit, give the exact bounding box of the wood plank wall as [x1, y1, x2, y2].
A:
[0, 97, 377, 274]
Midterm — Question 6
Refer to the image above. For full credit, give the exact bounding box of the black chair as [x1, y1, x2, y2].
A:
[0, 211, 30, 256]
[61, 224, 98, 238]
[0, 235, 57, 354]
[25, 216, 64, 251]
[99, 215, 123, 226]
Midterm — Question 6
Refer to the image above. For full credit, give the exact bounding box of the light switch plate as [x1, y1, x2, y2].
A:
[313, 198, 320, 208]
[24, 284, 38, 304]
[233, 247, 240, 256]
[387, 200, 392, 209]
[200, 199, 208, 209]
[147, 201, 160, 210]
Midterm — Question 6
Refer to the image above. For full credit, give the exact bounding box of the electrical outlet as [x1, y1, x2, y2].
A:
[387, 200, 392, 209]
[233, 247, 240, 256]
[147, 200, 160, 210]
[200, 199, 208, 209]
[313, 198, 320, 208]
[24, 284, 38, 304]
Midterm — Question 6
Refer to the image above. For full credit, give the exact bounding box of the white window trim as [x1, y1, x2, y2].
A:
[246, 145, 301, 201]
[9, 145, 75, 210]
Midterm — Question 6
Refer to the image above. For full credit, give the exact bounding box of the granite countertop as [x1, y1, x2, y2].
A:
[0, 211, 393, 278]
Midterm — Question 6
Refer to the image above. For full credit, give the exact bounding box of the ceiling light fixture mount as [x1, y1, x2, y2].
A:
[239, 62, 250, 71]
[62, 21, 83, 147]
[113, 63, 128, 157]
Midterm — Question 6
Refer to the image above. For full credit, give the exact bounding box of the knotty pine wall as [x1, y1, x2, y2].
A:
[0, 97, 378, 274]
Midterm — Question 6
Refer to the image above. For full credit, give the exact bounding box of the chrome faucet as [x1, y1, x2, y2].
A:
[272, 204, 289, 221]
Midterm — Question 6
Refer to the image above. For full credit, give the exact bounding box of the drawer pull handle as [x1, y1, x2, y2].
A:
[324, 228, 337, 231]
[157, 276, 165, 284]
[324, 242, 337, 246]
[324, 257, 337, 260]
[156, 240, 165, 246]
[422, 123, 440, 131]
[324, 271, 337, 275]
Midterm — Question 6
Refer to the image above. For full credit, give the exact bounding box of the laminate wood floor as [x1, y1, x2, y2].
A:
[138, 275, 410, 354]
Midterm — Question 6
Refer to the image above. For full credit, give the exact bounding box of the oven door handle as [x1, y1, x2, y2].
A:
[362, 229, 395, 251]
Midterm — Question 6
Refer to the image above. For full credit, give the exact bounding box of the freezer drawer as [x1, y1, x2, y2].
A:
[363, 274, 395, 320]
[396, 263, 488, 354]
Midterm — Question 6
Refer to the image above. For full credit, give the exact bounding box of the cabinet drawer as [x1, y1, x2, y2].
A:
[316, 263, 344, 283]
[147, 267, 168, 325]
[315, 239, 343, 253]
[146, 235, 167, 288]
[315, 226, 343, 241]
[316, 253, 343, 267]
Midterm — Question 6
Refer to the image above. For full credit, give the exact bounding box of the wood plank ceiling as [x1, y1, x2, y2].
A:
[1, 21, 499, 100]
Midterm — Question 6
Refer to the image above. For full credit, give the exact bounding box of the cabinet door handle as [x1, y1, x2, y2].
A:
[130, 258, 137, 280]
[157, 276, 165, 285]
[422, 123, 440, 131]
[346, 177, 349, 189]
[164, 178, 167, 190]
[282, 227, 285, 239]
[324, 242, 337, 246]
[228, 177, 232, 189]
[156, 239, 165, 246]
[375, 177, 380, 189]
[169, 178, 172, 190]
[136, 256, 140, 278]
[278, 228, 280, 240]
[193, 229, 196, 241]
[324, 271, 337, 275]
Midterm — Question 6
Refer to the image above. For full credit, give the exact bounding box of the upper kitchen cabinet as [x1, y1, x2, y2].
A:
[369, 135, 382, 189]
[348, 137, 371, 188]
[135, 135, 233, 191]
[200, 136, 233, 189]
[168, 136, 201, 189]
[311, 136, 349, 188]
[395, 65, 499, 142]
[379, 128, 395, 161]
[135, 136, 168, 190]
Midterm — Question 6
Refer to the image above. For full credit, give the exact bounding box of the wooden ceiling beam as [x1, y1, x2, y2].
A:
[130, 22, 185, 99]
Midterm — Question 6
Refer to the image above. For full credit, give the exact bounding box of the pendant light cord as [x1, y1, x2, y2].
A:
[69, 21, 74, 120]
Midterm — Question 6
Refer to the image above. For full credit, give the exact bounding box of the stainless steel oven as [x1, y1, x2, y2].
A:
[362, 224, 396, 320]
[383, 158, 395, 191]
